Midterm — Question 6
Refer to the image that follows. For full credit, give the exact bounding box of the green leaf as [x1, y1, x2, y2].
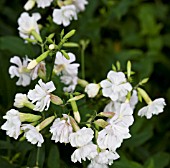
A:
[47, 144, 60, 168]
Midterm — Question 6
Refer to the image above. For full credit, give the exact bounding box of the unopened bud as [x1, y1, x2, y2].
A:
[36, 116, 55, 131]
[27, 59, 38, 70]
[63, 42, 79, 48]
[67, 94, 85, 103]
[50, 94, 63, 105]
[31, 29, 42, 43]
[24, 0, 35, 11]
[63, 30, 76, 39]
[49, 44, 56, 50]
[98, 112, 115, 118]
[137, 87, 152, 104]
[94, 119, 109, 128]
[77, 78, 89, 87]
[61, 50, 70, 60]
[19, 113, 41, 122]
[69, 116, 80, 131]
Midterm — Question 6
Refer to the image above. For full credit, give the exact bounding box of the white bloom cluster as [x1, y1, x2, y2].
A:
[54, 51, 80, 92]
[9, 56, 46, 86]
[52, 0, 88, 26]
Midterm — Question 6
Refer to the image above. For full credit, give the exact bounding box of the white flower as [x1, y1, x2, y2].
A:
[69, 127, 94, 147]
[50, 114, 73, 143]
[9, 56, 31, 86]
[88, 161, 108, 168]
[107, 102, 134, 128]
[27, 79, 56, 112]
[60, 75, 78, 92]
[89, 150, 119, 166]
[71, 142, 98, 163]
[18, 12, 41, 40]
[1, 109, 21, 139]
[138, 98, 166, 119]
[73, 0, 88, 12]
[21, 124, 44, 147]
[100, 71, 132, 101]
[52, 5, 77, 27]
[129, 90, 138, 110]
[85, 83, 100, 98]
[14, 93, 28, 108]
[97, 124, 131, 151]
[36, 0, 53, 8]
[54, 51, 79, 76]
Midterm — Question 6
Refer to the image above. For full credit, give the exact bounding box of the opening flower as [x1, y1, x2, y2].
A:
[9, 56, 31, 86]
[1, 109, 21, 139]
[18, 12, 41, 40]
[27, 79, 56, 112]
[85, 83, 100, 98]
[52, 5, 77, 27]
[69, 127, 94, 147]
[100, 71, 132, 101]
[138, 98, 166, 119]
[21, 124, 44, 147]
[50, 114, 73, 143]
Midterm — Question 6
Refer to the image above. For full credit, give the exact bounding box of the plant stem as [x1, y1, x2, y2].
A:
[36, 147, 40, 167]
[81, 47, 85, 79]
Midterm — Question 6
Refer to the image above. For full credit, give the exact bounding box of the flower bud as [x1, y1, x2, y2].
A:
[93, 119, 109, 128]
[69, 116, 80, 132]
[63, 42, 79, 48]
[24, 0, 35, 11]
[49, 44, 56, 50]
[27, 60, 38, 70]
[31, 29, 42, 43]
[50, 94, 63, 105]
[77, 78, 89, 87]
[85, 83, 100, 98]
[19, 113, 41, 122]
[137, 87, 152, 104]
[67, 94, 85, 103]
[63, 30, 76, 39]
[36, 116, 55, 131]
[98, 112, 115, 118]
[61, 50, 70, 60]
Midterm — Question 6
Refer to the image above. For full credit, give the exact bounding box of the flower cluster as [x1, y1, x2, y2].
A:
[1, 0, 166, 167]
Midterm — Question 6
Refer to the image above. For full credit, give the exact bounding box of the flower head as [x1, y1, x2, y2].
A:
[1, 109, 21, 139]
[54, 51, 79, 76]
[52, 5, 77, 27]
[97, 124, 131, 151]
[89, 150, 119, 166]
[100, 71, 132, 101]
[14, 93, 28, 108]
[138, 98, 166, 119]
[27, 79, 56, 112]
[69, 127, 94, 147]
[50, 114, 73, 143]
[85, 83, 100, 98]
[106, 102, 134, 128]
[18, 12, 41, 40]
[21, 124, 44, 147]
[73, 0, 88, 12]
[71, 142, 98, 163]
[9, 56, 31, 86]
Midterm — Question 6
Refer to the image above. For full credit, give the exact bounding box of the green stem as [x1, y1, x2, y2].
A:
[36, 147, 40, 167]
[81, 47, 85, 79]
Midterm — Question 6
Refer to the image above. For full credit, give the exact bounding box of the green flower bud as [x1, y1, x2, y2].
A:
[94, 119, 109, 128]
[63, 30, 76, 39]
[50, 94, 63, 105]
[19, 113, 41, 122]
[137, 87, 152, 104]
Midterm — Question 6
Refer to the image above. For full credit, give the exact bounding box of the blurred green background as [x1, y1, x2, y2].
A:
[0, 0, 170, 167]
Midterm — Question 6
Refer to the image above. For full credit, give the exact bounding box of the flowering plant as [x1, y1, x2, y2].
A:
[0, 0, 169, 167]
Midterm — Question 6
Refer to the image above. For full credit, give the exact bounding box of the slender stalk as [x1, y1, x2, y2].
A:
[36, 147, 40, 167]
[81, 47, 85, 79]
